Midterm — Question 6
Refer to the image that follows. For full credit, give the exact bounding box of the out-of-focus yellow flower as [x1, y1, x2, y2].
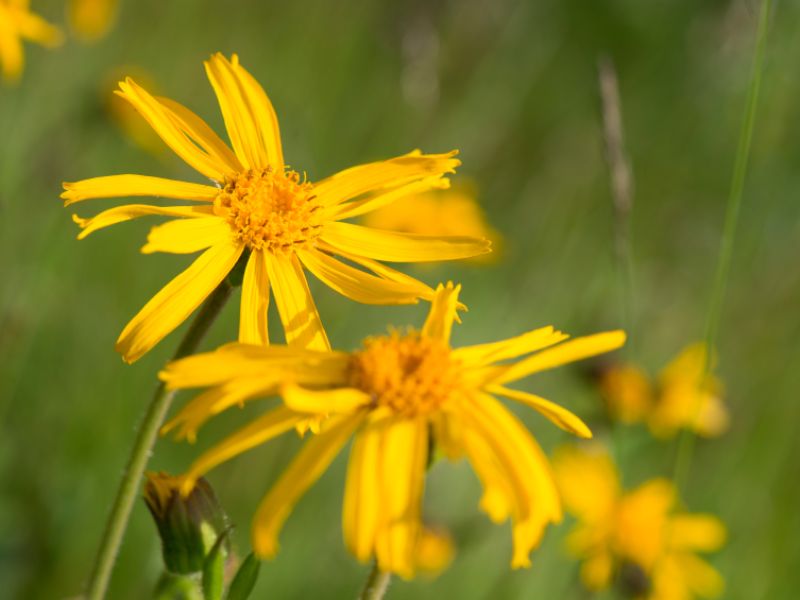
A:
[0, 0, 62, 83]
[67, 0, 118, 42]
[598, 343, 729, 438]
[648, 344, 728, 439]
[361, 185, 502, 263]
[414, 526, 455, 577]
[63, 53, 491, 363]
[599, 363, 652, 424]
[102, 66, 165, 156]
[159, 283, 625, 577]
[554, 445, 726, 600]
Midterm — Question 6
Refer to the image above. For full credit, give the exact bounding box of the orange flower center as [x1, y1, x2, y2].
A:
[213, 168, 322, 252]
[348, 331, 462, 417]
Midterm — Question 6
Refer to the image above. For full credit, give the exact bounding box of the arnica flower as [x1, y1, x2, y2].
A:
[68, 0, 118, 42]
[62, 54, 490, 363]
[599, 343, 729, 438]
[554, 445, 726, 600]
[0, 0, 62, 83]
[159, 283, 625, 577]
[361, 183, 502, 263]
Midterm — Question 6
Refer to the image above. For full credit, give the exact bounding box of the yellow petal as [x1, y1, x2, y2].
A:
[421, 282, 462, 344]
[668, 514, 726, 552]
[313, 150, 460, 208]
[239, 250, 270, 345]
[160, 343, 349, 390]
[459, 393, 562, 565]
[414, 526, 455, 577]
[204, 53, 267, 170]
[157, 95, 243, 174]
[117, 78, 229, 181]
[162, 377, 279, 443]
[343, 414, 385, 562]
[459, 422, 514, 523]
[374, 418, 429, 579]
[552, 444, 620, 523]
[317, 241, 434, 299]
[142, 216, 232, 254]
[298, 249, 422, 305]
[0, 18, 24, 82]
[281, 383, 370, 415]
[322, 221, 490, 263]
[580, 551, 614, 591]
[265, 252, 330, 351]
[15, 9, 63, 46]
[489, 385, 592, 439]
[61, 174, 219, 206]
[116, 242, 243, 363]
[252, 412, 365, 558]
[452, 326, 568, 367]
[228, 54, 284, 169]
[674, 553, 725, 598]
[182, 406, 302, 493]
[73, 204, 215, 239]
[330, 176, 450, 221]
[496, 330, 627, 385]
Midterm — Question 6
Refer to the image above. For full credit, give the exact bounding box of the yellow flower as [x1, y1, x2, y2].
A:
[68, 0, 118, 42]
[0, 0, 62, 83]
[159, 283, 625, 577]
[63, 54, 490, 363]
[554, 445, 726, 600]
[414, 526, 455, 577]
[648, 344, 728, 439]
[361, 183, 502, 263]
[598, 344, 729, 438]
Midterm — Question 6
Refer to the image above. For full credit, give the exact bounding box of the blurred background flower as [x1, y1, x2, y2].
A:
[67, 0, 118, 43]
[0, 0, 62, 82]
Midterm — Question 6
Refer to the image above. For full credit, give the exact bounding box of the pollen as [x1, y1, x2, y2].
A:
[348, 331, 463, 417]
[213, 167, 322, 253]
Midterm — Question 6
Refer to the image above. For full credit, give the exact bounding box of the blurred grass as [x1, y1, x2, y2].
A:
[1, 0, 799, 598]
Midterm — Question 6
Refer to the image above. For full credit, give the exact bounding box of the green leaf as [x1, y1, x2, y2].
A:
[201, 532, 227, 600]
[226, 553, 261, 600]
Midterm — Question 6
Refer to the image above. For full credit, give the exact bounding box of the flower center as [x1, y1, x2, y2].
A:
[348, 331, 462, 417]
[213, 168, 322, 252]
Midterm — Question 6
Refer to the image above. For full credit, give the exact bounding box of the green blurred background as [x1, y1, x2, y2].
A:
[2, 0, 799, 598]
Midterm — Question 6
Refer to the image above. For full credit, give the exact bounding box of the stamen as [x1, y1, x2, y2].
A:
[214, 167, 322, 252]
[349, 331, 462, 417]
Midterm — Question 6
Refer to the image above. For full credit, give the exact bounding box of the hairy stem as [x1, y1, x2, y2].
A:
[85, 280, 234, 600]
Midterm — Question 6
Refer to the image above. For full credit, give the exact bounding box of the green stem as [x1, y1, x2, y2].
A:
[673, 0, 772, 491]
[358, 561, 391, 600]
[85, 280, 234, 600]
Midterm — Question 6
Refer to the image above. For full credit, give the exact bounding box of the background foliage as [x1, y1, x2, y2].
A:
[1, 0, 799, 598]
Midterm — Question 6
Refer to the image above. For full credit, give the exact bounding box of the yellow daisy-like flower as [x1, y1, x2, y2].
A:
[361, 184, 502, 263]
[67, 0, 118, 42]
[63, 54, 490, 363]
[598, 344, 729, 438]
[554, 445, 726, 600]
[0, 0, 62, 83]
[159, 283, 625, 577]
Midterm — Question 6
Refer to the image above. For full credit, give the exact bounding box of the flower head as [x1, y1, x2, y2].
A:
[68, 0, 118, 42]
[63, 53, 490, 363]
[598, 344, 728, 438]
[0, 0, 62, 83]
[554, 445, 726, 599]
[143, 471, 230, 575]
[159, 283, 625, 577]
[361, 183, 502, 263]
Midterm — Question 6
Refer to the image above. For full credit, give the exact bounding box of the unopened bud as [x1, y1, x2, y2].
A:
[144, 471, 230, 575]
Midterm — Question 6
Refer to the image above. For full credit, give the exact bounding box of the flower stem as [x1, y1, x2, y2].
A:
[673, 0, 772, 491]
[85, 280, 234, 600]
[358, 561, 391, 600]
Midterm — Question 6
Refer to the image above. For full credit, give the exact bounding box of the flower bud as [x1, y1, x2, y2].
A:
[144, 471, 230, 575]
